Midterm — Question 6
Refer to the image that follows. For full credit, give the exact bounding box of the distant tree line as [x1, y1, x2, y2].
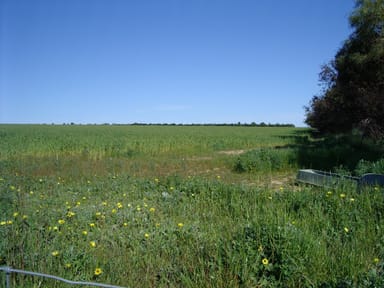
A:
[129, 122, 295, 127]
[59, 122, 295, 127]
[305, 0, 384, 140]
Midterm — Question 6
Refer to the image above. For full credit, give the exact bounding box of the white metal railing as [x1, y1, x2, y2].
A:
[0, 266, 127, 288]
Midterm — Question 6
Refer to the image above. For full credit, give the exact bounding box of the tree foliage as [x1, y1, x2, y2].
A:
[305, 0, 384, 139]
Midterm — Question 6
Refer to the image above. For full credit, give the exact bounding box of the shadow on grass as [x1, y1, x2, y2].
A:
[289, 130, 384, 172]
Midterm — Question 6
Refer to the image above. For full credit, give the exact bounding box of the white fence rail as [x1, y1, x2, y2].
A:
[0, 266, 127, 288]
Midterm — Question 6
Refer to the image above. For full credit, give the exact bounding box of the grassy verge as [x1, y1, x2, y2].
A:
[1, 174, 383, 287]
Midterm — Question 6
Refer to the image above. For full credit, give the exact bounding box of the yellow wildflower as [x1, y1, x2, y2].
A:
[90, 241, 96, 248]
[66, 211, 76, 218]
[94, 268, 102, 276]
[51, 251, 60, 257]
[177, 223, 184, 228]
[262, 258, 269, 265]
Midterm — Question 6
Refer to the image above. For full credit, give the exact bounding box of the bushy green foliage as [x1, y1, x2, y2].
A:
[355, 158, 384, 175]
[234, 148, 295, 173]
[306, 0, 384, 138]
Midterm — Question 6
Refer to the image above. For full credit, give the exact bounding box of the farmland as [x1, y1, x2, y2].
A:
[1, 124, 384, 287]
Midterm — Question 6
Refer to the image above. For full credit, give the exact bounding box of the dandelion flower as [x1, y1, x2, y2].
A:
[144, 233, 150, 238]
[51, 251, 60, 257]
[340, 193, 346, 198]
[90, 241, 97, 248]
[149, 207, 155, 212]
[94, 268, 102, 276]
[65, 263, 72, 269]
[344, 227, 349, 233]
[82, 230, 88, 235]
[66, 211, 76, 218]
[89, 223, 95, 228]
[262, 258, 269, 265]
[13, 212, 19, 217]
[374, 257, 380, 264]
[117, 202, 123, 209]
[177, 223, 184, 228]
[58, 219, 65, 225]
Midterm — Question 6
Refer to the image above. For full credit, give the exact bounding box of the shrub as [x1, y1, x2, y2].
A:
[355, 158, 384, 175]
[234, 148, 295, 173]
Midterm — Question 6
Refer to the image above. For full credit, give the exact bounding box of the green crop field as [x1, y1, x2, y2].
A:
[1, 124, 383, 287]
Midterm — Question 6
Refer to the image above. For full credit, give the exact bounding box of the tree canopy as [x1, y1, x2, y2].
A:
[305, 0, 384, 139]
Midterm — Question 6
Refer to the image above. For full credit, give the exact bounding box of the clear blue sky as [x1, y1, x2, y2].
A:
[1, 0, 355, 126]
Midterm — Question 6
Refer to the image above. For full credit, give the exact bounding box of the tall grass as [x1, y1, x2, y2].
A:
[1, 125, 383, 287]
[1, 175, 383, 287]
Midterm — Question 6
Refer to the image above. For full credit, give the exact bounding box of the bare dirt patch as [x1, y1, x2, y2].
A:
[217, 149, 247, 155]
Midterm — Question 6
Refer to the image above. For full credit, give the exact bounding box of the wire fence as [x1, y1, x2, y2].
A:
[0, 266, 127, 288]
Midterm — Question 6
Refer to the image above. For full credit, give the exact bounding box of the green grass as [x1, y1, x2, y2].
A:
[1, 125, 383, 287]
